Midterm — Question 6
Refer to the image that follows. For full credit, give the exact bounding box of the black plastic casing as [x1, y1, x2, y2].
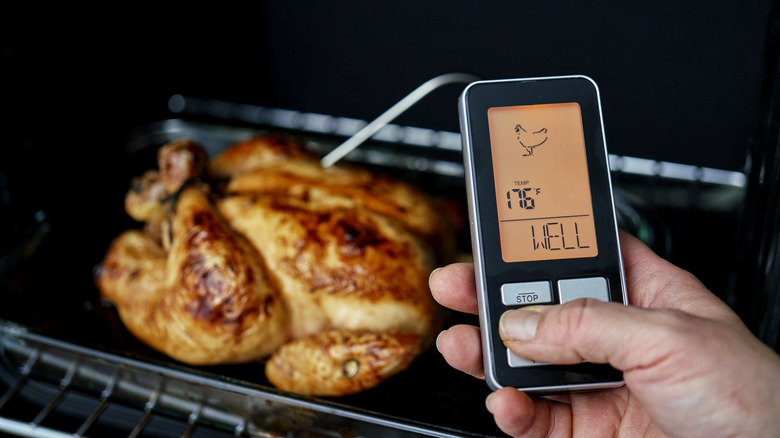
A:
[458, 75, 627, 392]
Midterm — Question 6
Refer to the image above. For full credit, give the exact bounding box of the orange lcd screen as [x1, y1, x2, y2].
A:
[487, 102, 598, 263]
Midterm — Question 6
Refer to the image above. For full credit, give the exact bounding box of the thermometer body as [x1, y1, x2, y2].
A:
[458, 75, 627, 392]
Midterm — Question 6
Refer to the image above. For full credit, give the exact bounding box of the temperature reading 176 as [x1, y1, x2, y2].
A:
[507, 186, 541, 210]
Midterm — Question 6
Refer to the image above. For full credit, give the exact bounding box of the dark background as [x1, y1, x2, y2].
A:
[2, 1, 774, 170]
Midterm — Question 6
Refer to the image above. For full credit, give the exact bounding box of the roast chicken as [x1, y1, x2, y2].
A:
[95, 134, 455, 396]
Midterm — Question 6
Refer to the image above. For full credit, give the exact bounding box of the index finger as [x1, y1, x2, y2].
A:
[429, 263, 478, 315]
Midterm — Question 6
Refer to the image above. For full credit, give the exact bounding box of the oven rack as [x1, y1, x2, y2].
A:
[167, 94, 747, 191]
[166, 94, 747, 221]
[0, 321, 477, 438]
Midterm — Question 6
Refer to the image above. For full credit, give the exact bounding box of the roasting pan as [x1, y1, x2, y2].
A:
[0, 94, 745, 437]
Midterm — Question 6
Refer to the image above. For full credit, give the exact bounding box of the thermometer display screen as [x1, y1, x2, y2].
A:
[487, 102, 598, 262]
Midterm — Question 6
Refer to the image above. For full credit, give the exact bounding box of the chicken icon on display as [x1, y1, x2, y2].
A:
[515, 123, 548, 156]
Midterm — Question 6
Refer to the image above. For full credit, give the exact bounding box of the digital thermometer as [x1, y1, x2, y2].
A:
[458, 75, 627, 392]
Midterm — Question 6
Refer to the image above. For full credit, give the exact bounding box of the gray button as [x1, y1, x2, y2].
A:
[508, 349, 548, 368]
[558, 277, 610, 303]
[501, 281, 553, 306]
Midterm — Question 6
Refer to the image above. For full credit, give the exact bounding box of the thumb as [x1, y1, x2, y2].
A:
[499, 299, 685, 371]
[500, 298, 780, 438]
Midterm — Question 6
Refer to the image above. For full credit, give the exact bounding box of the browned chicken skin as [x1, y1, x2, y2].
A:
[95, 134, 453, 396]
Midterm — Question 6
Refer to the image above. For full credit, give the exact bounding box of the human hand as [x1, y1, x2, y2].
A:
[429, 231, 780, 437]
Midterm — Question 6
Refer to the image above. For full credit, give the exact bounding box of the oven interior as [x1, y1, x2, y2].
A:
[2, 3, 779, 436]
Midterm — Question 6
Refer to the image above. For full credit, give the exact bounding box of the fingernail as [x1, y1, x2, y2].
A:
[485, 392, 495, 413]
[499, 309, 541, 341]
[428, 267, 442, 285]
[435, 329, 447, 353]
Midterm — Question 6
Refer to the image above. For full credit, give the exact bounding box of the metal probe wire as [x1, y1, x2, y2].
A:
[320, 72, 479, 168]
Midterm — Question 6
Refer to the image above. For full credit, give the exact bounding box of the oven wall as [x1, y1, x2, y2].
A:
[3, 1, 772, 172]
[255, 1, 772, 172]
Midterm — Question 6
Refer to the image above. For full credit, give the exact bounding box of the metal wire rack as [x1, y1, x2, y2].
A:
[0, 322, 248, 438]
[0, 321, 473, 438]
[165, 93, 747, 193]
